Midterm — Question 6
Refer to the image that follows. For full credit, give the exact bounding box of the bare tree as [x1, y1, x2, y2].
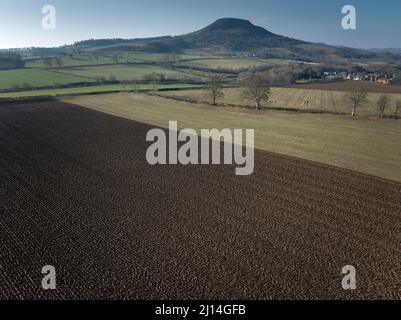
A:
[393, 73, 401, 85]
[22, 83, 31, 90]
[395, 100, 401, 118]
[43, 58, 53, 69]
[242, 75, 271, 110]
[112, 54, 122, 63]
[347, 91, 368, 116]
[161, 53, 179, 66]
[54, 58, 63, 68]
[132, 80, 140, 91]
[204, 75, 224, 106]
[377, 94, 389, 118]
[94, 76, 107, 84]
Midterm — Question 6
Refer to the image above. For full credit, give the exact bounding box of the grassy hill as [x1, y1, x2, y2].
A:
[67, 18, 396, 64]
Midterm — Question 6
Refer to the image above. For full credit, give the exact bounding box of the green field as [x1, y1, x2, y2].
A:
[119, 52, 202, 62]
[25, 52, 204, 68]
[159, 87, 401, 116]
[0, 84, 202, 99]
[64, 93, 401, 182]
[25, 54, 124, 68]
[176, 58, 289, 70]
[54, 64, 201, 81]
[0, 69, 92, 90]
[172, 68, 231, 79]
[3, 52, 206, 92]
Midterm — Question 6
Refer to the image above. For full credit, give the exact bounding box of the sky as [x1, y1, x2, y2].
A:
[0, 0, 400, 49]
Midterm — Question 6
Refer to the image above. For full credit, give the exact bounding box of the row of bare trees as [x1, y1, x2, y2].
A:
[205, 74, 401, 118]
[43, 57, 63, 68]
[348, 91, 401, 118]
[204, 75, 270, 110]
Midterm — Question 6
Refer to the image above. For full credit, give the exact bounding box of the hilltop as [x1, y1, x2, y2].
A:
[67, 18, 395, 63]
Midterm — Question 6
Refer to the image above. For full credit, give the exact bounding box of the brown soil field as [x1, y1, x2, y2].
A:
[289, 80, 401, 94]
[0, 100, 400, 300]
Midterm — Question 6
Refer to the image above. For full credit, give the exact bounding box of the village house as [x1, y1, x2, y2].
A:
[345, 72, 394, 85]
[346, 73, 363, 81]
[323, 71, 341, 80]
[377, 78, 392, 85]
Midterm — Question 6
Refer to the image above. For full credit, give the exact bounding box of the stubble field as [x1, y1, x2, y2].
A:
[158, 87, 401, 116]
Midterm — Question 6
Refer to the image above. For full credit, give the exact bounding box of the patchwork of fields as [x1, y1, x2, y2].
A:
[25, 54, 130, 68]
[175, 58, 289, 70]
[25, 52, 204, 68]
[1, 53, 301, 91]
[54, 64, 200, 81]
[65, 93, 401, 182]
[1, 52, 212, 91]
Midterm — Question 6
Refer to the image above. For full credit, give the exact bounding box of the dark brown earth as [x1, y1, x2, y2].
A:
[288, 80, 401, 94]
[0, 100, 400, 300]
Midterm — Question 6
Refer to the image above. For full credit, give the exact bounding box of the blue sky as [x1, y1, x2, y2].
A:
[1, 0, 400, 49]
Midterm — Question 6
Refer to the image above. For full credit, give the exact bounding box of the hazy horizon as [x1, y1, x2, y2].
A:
[1, 0, 401, 50]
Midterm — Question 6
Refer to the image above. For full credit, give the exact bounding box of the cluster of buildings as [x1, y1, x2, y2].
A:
[346, 73, 394, 85]
[323, 71, 394, 85]
[323, 71, 344, 80]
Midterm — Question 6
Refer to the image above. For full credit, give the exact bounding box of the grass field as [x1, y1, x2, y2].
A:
[25, 52, 204, 68]
[119, 52, 202, 62]
[3, 52, 205, 92]
[159, 87, 401, 116]
[25, 54, 124, 68]
[54, 64, 200, 81]
[176, 58, 289, 70]
[0, 83, 202, 99]
[0, 69, 92, 90]
[288, 80, 401, 94]
[172, 67, 231, 79]
[64, 93, 401, 182]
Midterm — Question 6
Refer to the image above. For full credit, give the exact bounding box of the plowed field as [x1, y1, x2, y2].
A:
[0, 100, 400, 300]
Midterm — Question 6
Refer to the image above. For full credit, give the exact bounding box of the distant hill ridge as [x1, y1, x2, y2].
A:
[71, 18, 395, 62]
[191, 18, 278, 37]
[76, 18, 303, 52]
[13, 18, 399, 63]
[177, 18, 303, 51]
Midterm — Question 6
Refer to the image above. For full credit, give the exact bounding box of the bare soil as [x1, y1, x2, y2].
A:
[0, 100, 400, 300]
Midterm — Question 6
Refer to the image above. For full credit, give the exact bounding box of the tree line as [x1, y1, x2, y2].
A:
[0, 52, 25, 70]
[348, 91, 401, 118]
[205, 74, 401, 118]
[204, 74, 271, 110]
